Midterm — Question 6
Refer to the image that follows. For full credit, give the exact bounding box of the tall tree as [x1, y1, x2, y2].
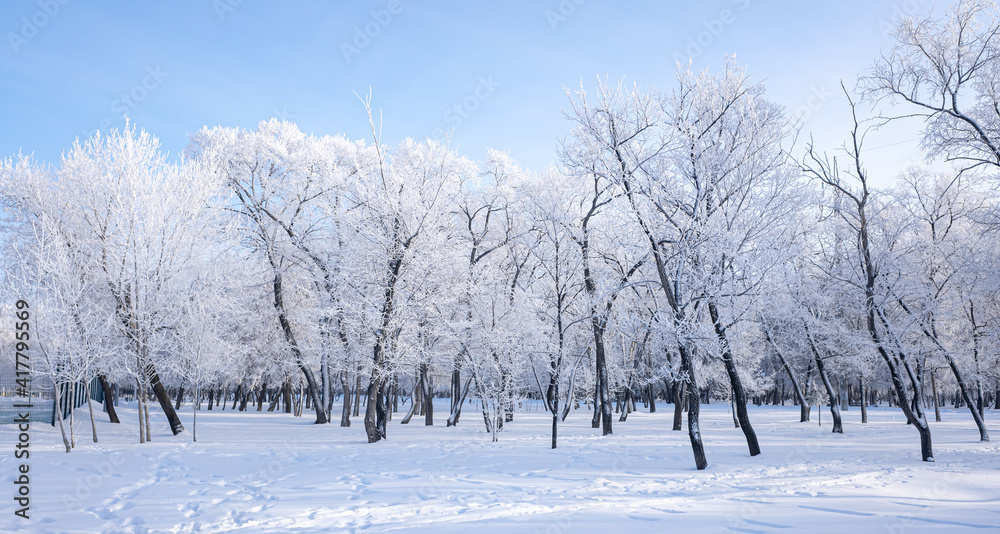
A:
[803, 88, 935, 461]
[867, 0, 1000, 171]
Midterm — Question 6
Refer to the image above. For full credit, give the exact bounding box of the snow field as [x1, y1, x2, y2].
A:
[1, 401, 998, 533]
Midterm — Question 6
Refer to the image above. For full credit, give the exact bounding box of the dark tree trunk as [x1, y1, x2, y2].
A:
[353, 367, 362, 417]
[364, 371, 388, 442]
[271, 263, 328, 424]
[681, 346, 708, 470]
[257, 382, 267, 411]
[619, 388, 631, 422]
[673, 381, 686, 431]
[416, 378, 425, 417]
[709, 302, 761, 456]
[502, 369, 514, 423]
[401, 375, 421, 425]
[814, 357, 843, 434]
[942, 349, 989, 441]
[802, 358, 814, 421]
[175, 386, 184, 410]
[364, 336, 391, 442]
[392, 375, 399, 414]
[239, 387, 251, 411]
[731, 393, 740, 427]
[320, 355, 332, 420]
[340, 372, 352, 426]
[98, 375, 120, 424]
[592, 372, 601, 429]
[364, 248, 407, 443]
[147, 363, 184, 435]
[551, 382, 559, 449]
[207, 388, 214, 411]
[871, 301, 933, 460]
[384, 380, 394, 422]
[267, 386, 280, 412]
[809, 109, 932, 460]
[580, 209, 615, 436]
[621, 161, 706, 469]
[764, 328, 808, 423]
[900, 298, 989, 441]
[802, 323, 843, 434]
[297, 365, 325, 421]
[592, 326, 613, 435]
[931, 372, 942, 422]
[619, 350, 643, 423]
[447, 360, 464, 426]
[447, 376, 473, 427]
[840, 379, 849, 411]
[421, 363, 434, 426]
[860, 380, 868, 424]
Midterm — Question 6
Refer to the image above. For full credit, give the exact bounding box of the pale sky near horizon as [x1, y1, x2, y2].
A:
[0, 1, 955, 187]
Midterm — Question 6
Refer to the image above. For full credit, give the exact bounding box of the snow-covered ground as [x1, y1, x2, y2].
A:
[2, 400, 998, 533]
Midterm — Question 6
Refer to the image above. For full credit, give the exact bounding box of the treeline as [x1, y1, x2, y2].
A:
[2, 1, 999, 468]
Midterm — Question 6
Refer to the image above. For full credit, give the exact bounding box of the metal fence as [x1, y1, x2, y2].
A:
[0, 372, 101, 425]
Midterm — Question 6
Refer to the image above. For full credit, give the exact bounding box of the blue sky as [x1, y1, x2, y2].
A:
[0, 1, 948, 184]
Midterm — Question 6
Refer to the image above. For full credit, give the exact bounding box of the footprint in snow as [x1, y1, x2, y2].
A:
[122, 515, 145, 526]
[228, 510, 250, 526]
[178, 501, 201, 518]
[113, 500, 134, 512]
[86, 506, 115, 520]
